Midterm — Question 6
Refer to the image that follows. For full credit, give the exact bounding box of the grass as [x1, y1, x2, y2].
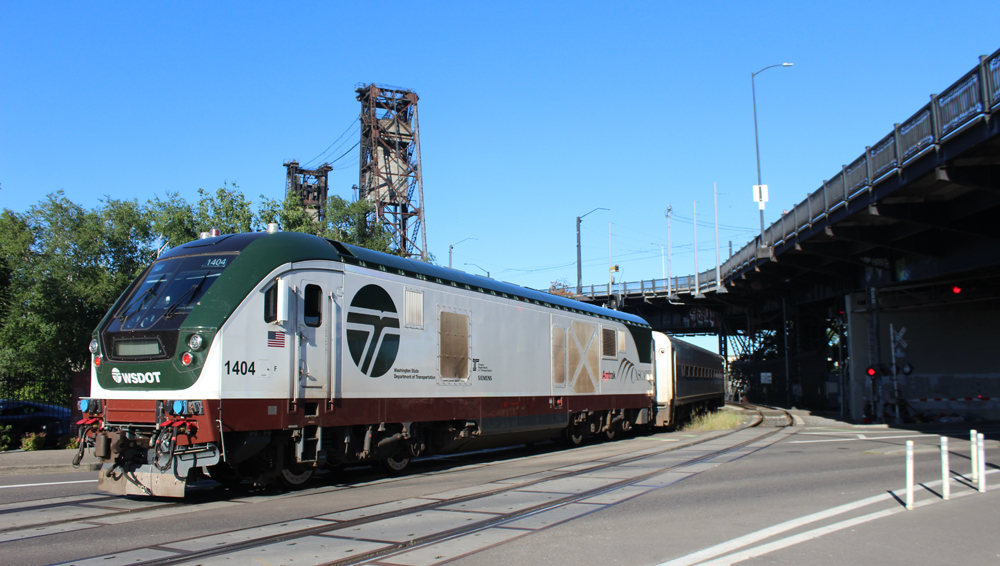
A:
[681, 409, 745, 431]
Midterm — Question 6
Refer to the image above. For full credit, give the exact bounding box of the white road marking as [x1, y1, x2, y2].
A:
[697, 484, 996, 566]
[0, 480, 97, 490]
[789, 433, 927, 444]
[660, 469, 999, 566]
[656, 493, 892, 566]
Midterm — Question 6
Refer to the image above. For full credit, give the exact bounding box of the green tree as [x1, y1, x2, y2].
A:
[258, 193, 320, 235]
[0, 193, 154, 398]
[195, 182, 257, 235]
[0, 192, 152, 394]
[259, 193, 394, 254]
[148, 192, 198, 250]
[321, 196, 393, 253]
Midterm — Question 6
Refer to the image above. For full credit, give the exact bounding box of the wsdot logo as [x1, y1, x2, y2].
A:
[111, 367, 162, 384]
[346, 285, 400, 378]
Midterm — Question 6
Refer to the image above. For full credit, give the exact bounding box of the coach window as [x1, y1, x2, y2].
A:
[264, 283, 277, 323]
[304, 284, 322, 327]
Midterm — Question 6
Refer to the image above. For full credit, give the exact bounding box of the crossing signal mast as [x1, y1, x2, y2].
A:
[356, 83, 427, 260]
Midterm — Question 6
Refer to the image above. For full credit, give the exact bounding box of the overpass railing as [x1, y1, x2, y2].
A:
[578, 48, 1000, 300]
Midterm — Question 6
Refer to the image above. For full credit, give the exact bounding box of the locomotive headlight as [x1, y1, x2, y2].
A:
[187, 334, 203, 351]
[172, 400, 187, 415]
[93, 355, 102, 368]
[79, 398, 102, 414]
[79, 399, 89, 412]
[89, 339, 100, 354]
[181, 352, 194, 366]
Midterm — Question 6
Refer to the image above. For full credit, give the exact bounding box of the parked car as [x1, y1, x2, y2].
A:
[0, 400, 73, 444]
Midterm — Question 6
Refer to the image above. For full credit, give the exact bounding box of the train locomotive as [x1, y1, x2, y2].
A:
[76, 229, 674, 497]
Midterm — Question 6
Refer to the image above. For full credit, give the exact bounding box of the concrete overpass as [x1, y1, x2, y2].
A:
[578, 48, 1000, 423]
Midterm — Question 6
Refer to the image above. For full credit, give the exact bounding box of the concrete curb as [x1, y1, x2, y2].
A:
[0, 462, 102, 477]
[0, 448, 102, 477]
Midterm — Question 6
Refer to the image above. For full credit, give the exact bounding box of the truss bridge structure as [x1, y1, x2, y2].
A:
[356, 83, 427, 260]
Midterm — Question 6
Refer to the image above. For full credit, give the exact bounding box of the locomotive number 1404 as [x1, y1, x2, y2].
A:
[225, 360, 256, 375]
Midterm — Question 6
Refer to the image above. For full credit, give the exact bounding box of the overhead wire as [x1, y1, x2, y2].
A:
[303, 118, 360, 167]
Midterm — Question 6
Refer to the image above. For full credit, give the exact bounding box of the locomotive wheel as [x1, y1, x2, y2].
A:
[380, 454, 411, 475]
[603, 425, 617, 441]
[276, 466, 314, 489]
[563, 428, 584, 447]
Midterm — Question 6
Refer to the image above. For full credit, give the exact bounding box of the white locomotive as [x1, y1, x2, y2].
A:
[77, 230, 671, 497]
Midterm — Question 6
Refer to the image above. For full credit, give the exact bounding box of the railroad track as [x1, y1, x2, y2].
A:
[729, 402, 795, 428]
[37, 415, 796, 566]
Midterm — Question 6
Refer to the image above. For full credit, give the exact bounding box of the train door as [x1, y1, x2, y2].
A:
[289, 270, 342, 401]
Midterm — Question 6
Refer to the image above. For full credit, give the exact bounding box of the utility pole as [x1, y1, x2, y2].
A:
[576, 208, 608, 294]
[666, 206, 675, 298]
[714, 182, 726, 293]
[693, 200, 704, 299]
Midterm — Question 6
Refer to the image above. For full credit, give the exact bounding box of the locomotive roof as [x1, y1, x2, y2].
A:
[162, 231, 650, 329]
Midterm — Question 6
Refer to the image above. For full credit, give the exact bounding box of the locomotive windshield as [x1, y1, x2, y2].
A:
[111, 254, 233, 332]
[100, 254, 235, 360]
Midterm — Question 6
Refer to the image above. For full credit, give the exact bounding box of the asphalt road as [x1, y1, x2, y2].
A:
[0, 416, 996, 566]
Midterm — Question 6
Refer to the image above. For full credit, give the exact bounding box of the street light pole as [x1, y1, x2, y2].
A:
[752, 62, 792, 249]
[464, 263, 489, 278]
[448, 237, 477, 269]
[576, 207, 608, 294]
[666, 206, 674, 298]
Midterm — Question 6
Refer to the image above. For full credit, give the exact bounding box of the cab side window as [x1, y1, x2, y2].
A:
[304, 284, 322, 327]
[264, 284, 277, 323]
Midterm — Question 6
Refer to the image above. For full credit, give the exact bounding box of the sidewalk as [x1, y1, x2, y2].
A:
[0, 448, 101, 477]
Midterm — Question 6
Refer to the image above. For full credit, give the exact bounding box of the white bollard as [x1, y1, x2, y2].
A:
[906, 440, 914, 510]
[941, 436, 950, 501]
[971, 429, 979, 482]
[978, 433, 986, 493]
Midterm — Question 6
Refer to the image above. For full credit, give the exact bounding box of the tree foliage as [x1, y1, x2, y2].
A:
[0, 192, 155, 385]
[0, 184, 397, 396]
[547, 278, 574, 298]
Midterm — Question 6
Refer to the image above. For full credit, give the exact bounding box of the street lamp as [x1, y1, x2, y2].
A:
[752, 62, 792, 250]
[464, 263, 489, 278]
[576, 208, 609, 294]
[448, 238, 477, 269]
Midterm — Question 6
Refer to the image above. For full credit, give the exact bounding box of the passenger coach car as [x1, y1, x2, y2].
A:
[76, 230, 657, 496]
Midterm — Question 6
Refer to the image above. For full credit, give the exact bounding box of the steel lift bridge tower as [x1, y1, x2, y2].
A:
[356, 83, 427, 260]
[283, 161, 333, 222]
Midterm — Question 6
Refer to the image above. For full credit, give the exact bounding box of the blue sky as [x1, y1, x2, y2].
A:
[2, 1, 997, 303]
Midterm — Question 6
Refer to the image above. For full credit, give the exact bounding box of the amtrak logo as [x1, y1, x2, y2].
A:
[346, 285, 400, 377]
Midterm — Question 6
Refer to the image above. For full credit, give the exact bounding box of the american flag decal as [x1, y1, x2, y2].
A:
[267, 331, 285, 348]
